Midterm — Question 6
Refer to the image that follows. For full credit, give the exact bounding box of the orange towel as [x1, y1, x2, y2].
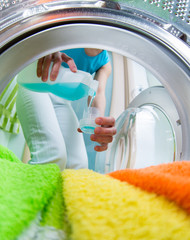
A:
[108, 161, 190, 215]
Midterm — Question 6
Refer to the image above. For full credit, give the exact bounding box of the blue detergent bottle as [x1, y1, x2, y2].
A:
[17, 61, 99, 101]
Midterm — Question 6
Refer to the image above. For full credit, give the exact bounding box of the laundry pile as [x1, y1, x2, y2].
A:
[0, 145, 65, 240]
[0, 144, 190, 240]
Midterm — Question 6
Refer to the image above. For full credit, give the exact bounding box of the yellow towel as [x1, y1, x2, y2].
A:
[62, 169, 190, 240]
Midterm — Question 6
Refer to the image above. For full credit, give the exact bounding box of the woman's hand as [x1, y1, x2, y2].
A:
[78, 116, 116, 151]
[78, 116, 116, 152]
[37, 52, 77, 82]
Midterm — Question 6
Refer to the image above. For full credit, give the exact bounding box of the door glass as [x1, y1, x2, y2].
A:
[106, 105, 176, 172]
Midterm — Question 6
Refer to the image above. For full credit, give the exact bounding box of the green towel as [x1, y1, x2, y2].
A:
[0, 77, 20, 134]
[0, 145, 66, 240]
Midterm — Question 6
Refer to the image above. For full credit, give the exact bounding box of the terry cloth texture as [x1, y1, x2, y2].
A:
[62, 169, 190, 240]
[108, 161, 190, 215]
[0, 77, 20, 134]
[1, 144, 190, 240]
[0, 144, 66, 240]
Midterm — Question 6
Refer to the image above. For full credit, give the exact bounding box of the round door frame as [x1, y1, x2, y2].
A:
[127, 86, 182, 160]
[0, 4, 189, 160]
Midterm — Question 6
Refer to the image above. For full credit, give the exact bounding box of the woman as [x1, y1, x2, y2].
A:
[16, 48, 116, 170]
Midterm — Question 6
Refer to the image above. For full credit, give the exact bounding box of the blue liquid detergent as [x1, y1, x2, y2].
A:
[79, 95, 98, 134]
[81, 125, 95, 134]
[20, 82, 95, 101]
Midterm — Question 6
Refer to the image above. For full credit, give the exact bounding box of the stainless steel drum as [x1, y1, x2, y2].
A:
[0, 0, 189, 171]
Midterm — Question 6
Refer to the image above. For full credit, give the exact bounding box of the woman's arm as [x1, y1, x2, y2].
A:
[89, 61, 112, 116]
[89, 61, 117, 152]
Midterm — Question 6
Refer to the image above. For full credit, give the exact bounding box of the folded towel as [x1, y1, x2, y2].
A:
[108, 161, 190, 215]
[0, 145, 66, 240]
[62, 169, 190, 240]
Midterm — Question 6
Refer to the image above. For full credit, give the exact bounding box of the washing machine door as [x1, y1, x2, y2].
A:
[95, 86, 183, 173]
[0, 0, 189, 167]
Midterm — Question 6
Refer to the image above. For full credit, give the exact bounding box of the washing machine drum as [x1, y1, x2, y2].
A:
[0, 0, 190, 172]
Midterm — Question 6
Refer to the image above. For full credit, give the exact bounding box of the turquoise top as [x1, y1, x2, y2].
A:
[61, 49, 110, 74]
